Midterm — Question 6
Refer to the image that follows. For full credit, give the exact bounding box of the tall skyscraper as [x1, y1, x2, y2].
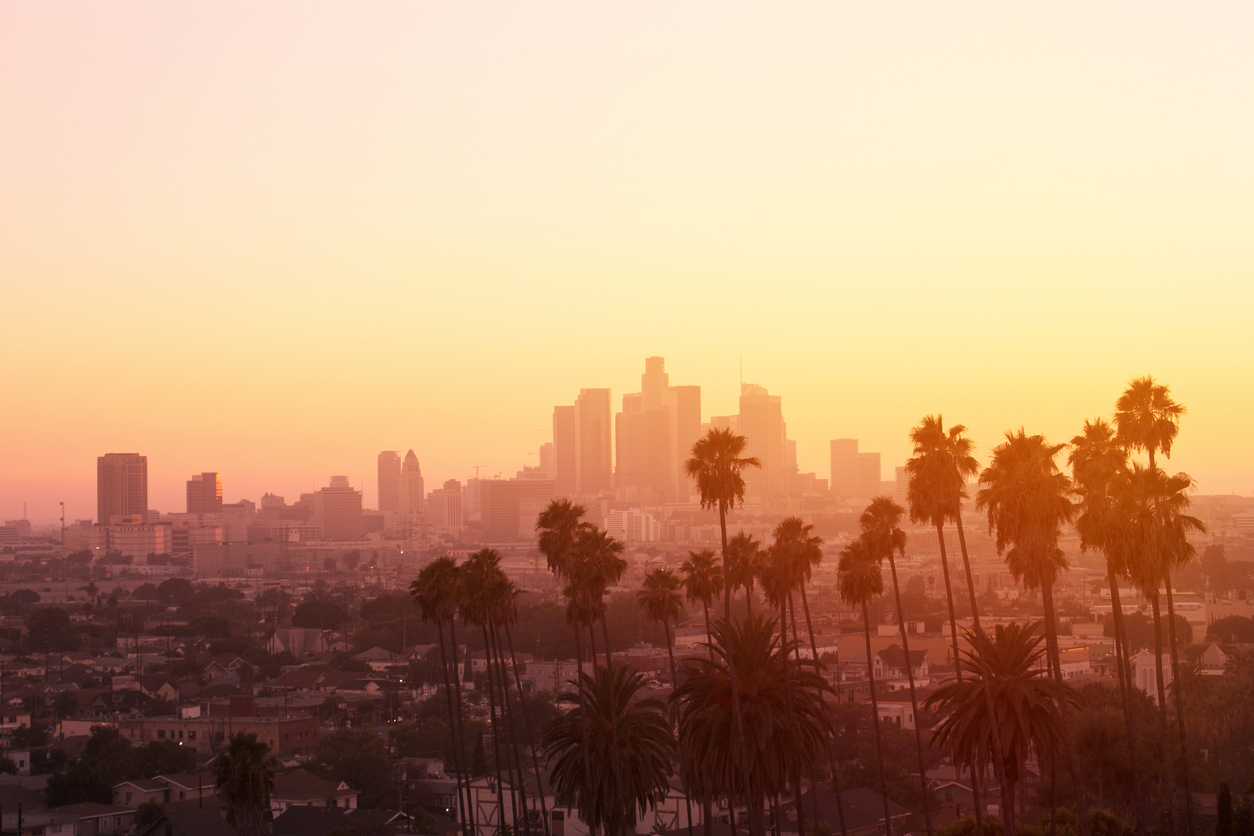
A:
[830, 439, 882, 504]
[311, 476, 363, 540]
[186, 472, 223, 514]
[614, 357, 702, 502]
[553, 389, 613, 497]
[738, 384, 786, 497]
[399, 450, 425, 518]
[97, 453, 148, 524]
[377, 451, 401, 516]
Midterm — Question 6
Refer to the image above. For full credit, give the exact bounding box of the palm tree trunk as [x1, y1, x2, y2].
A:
[934, 523, 985, 836]
[786, 594, 818, 834]
[886, 551, 934, 836]
[480, 626, 509, 830]
[491, 623, 530, 836]
[863, 600, 894, 836]
[448, 620, 478, 836]
[571, 624, 598, 836]
[718, 501, 760, 836]
[505, 622, 551, 836]
[1150, 590, 1179, 836]
[702, 601, 713, 662]
[437, 621, 474, 836]
[1108, 562, 1148, 836]
[1039, 575, 1091, 836]
[798, 585, 849, 836]
[664, 621, 696, 836]
[1163, 574, 1195, 836]
[956, 517, 1014, 834]
[599, 615, 631, 836]
[778, 598, 807, 836]
[746, 582, 754, 618]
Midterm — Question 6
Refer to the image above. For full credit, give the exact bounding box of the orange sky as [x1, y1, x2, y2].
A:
[2, 3, 1252, 523]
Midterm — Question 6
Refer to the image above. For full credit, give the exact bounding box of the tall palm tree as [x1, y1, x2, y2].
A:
[976, 430, 1090, 836]
[1114, 376, 1195, 835]
[926, 623, 1079, 822]
[768, 516, 849, 836]
[680, 548, 723, 657]
[1115, 464, 1205, 836]
[638, 568, 694, 836]
[673, 614, 833, 836]
[537, 499, 597, 832]
[213, 732, 276, 836]
[837, 538, 895, 836]
[685, 427, 761, 836]
[906, 415, 1004, 836]
[544, 665, 677, 836]
[726, 532, 764, 617]
[1069, 419, 1147, 836]
[410, 557, 475, 836]
[859, 497, 934, 836]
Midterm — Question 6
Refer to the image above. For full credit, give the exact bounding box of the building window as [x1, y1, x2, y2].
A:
[188, 731, 196, 740]
[158, 729, 165, 738]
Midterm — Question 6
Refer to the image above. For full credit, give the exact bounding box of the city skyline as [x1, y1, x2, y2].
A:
[4, 4, 1253, 521]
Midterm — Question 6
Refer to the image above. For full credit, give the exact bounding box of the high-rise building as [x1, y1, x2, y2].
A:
[480, 478, 557, 541]
[310, 476, 363, 540]
[830, 439, 882, 505]
[97, 453, 148, 525]
[427, 479, 464, 532]
[399, 450, 425, 518]
[894, 465, 909, 508]
[614, 357, 702, 503]
[739, 384, 786, 498]
[553, 389, 612, 497]
[186, 472, 223, 515]
[377, 451, 401, 516]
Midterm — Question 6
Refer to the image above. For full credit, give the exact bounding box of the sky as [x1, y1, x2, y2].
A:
[2, 2, 1252, 523]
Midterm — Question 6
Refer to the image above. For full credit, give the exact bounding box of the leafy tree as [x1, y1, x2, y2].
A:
[144, 697, 177, 717]
[0, 756, 17, 775]
[46, 762, 113, 806]
[292, 599, 348, 631]
[132, 740, 196, 778]
[308, 728, 396, 809]
[26, 607, 80, 651]
[1207, 616, 1254, 644]
[323, 556, 337, 572]
[1217, 782, 1234, 836]
[12, 722, 49, 748]
[157, 578, 193, 605]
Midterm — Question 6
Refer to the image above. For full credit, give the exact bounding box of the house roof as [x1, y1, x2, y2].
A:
[116, 778, 168, 793]
[137, 808, 239, 836]
[272, 769, 357, 802]
[272, 806, 413, 836]
[782, 787, 911, 832]
[51, 802, 136, 819]
[353, 647, 394, 662]
[157, 772, 216, 792]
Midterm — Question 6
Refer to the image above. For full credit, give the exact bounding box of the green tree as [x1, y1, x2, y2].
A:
[27, 606, 80, 651]
[679, 549, 722, 653]
[309, 728, 396, 809]
[134, 800, 165, 828]
[685, 427, 761, 836]
[977, 430, 1089, 836]
[213, 732, 276, 836]
[132, 739, 196, 778]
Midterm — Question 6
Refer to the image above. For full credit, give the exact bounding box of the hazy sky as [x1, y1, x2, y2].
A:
[2, 3, 1252, 523]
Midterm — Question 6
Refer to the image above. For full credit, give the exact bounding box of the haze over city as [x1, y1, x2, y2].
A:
[2, 7, 1254, 836]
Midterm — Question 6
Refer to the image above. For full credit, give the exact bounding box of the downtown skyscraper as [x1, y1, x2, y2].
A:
[97, 453, 148, 524]
[614, 357, 701, 503]
[553, 388, 612, 497]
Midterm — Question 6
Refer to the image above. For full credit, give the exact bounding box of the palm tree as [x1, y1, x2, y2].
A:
[544, 665, 677, 836]
[1114, 376, 1195, 835]
[213, 732, 276, 836]
[673, 614, 833, 836]
[926, 623, 1079, 822]
[976, 430, 1090, 836]
[726, 532, 764, 617]
[906, 415, 1004, 836]
[680, 549, 723, 657]
[1115, 465, 1205, 836]
[859, 497, 933, 836]
[1069, 419, 1147, 836]
[638, 568, 694, 836]
[685, 427, 761, 836]
[837, 538, 895, 836]
[410, 557, 475, 836]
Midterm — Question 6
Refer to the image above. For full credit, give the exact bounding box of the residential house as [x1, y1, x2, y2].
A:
[270, 769, 359, 813]
[873, 645, 929, 684]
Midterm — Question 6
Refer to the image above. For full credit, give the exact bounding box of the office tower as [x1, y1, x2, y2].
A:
[186, 472, 223, 515]
[97, 453, 148, 524]
[538, 443, 554, 478]
[480, 477, 557, 541]
[553, 389, 612, 497]
[830, 439, 882, 505]
[311, 476, 363, 540]
[894, 465, 909, 508]
[399, 450, 425, 518]
[738, 384, 786, 497]
[428, 479, 464, 532]
[377, 451, 401, 516]
[614, 357, 702, 503]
